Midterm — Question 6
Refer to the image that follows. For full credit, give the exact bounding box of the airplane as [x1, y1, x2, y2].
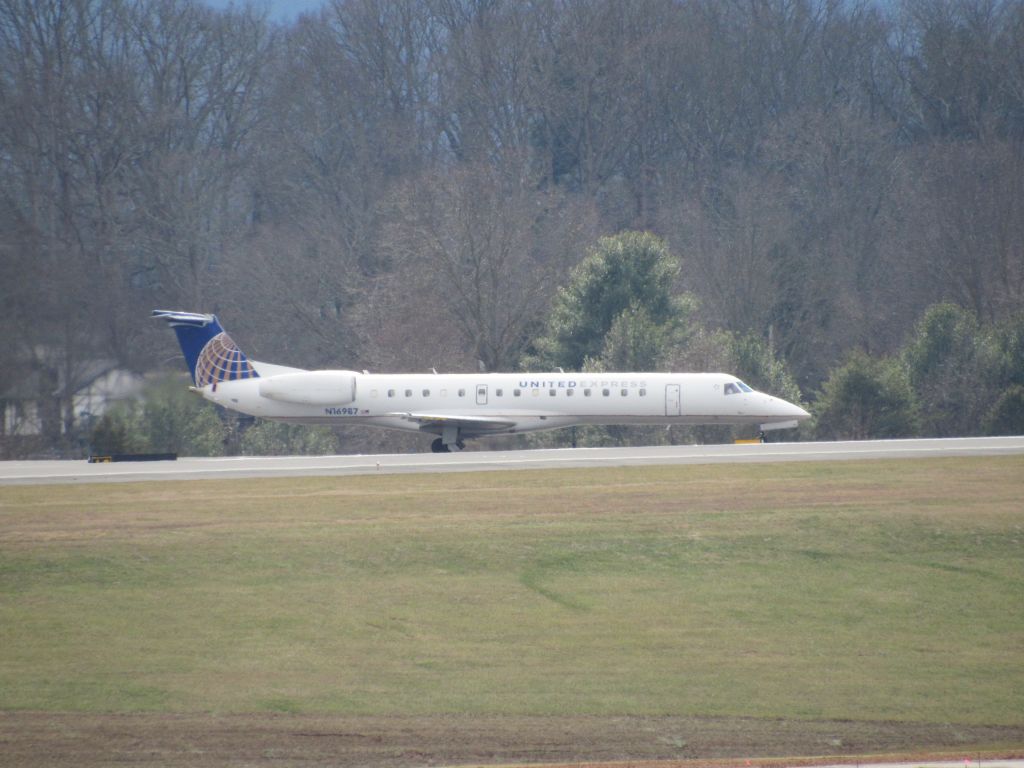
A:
[153, 310, 810, 452]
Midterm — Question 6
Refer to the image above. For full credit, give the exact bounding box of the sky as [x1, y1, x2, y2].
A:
[201, 0, 326, 24]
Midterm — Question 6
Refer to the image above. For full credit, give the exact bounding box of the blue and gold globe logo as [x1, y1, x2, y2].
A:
[195, 332, 256, 387]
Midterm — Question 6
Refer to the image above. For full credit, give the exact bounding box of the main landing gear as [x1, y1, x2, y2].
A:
[430, 437, 466, 453]
[430, 424, 466, 453]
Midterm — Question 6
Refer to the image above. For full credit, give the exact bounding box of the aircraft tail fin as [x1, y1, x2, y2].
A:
[152, 310, 259, 387]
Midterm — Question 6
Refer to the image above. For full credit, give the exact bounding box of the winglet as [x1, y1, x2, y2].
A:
[152, 310, 259, 387]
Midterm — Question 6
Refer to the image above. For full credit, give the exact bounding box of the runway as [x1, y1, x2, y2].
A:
[2, 436, 1022, 485]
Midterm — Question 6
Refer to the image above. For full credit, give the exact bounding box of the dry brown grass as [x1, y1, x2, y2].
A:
[1, 457, 1022, 766]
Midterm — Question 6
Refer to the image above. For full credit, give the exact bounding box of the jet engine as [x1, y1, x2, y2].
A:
[257, 370, 358, 405]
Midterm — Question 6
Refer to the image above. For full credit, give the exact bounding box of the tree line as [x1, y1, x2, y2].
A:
[1, 0, 1022, 456]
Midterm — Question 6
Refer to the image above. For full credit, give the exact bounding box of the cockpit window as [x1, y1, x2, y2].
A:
[724, 380, 754, 395]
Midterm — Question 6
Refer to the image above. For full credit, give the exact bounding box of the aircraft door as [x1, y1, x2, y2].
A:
[665, 384, 681, 416]
[476, 384, 488, 405]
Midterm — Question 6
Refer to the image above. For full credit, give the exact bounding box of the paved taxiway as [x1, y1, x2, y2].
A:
[1, 436, 1022, 485]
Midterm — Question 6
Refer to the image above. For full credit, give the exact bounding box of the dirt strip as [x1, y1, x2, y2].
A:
[1, 713, 1022, 768]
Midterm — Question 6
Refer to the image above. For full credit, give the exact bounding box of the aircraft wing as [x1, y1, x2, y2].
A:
[389, 412, 518, 435]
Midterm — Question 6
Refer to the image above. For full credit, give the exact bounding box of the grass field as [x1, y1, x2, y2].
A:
[1, 457, 1022, 730]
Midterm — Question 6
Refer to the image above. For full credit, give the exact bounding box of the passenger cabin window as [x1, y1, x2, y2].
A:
[621, 389, 628, 396]
[639, 388, 646, 396]
[496, 388, 503, 397]
[422, 389, 430, 397]
[458, 389, 466, 397]
[549, 389, 556, 396]
[584, 389, 592, 396]
[602, 388, 610, 396]
[405, 389, 413, 397]
[566, 388, 574, 396]
[514, 389, 521, 397]
[388, 389, 395, 398]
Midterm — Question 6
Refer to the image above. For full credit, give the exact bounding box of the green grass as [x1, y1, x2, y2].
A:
[0, 457, 1021, 724]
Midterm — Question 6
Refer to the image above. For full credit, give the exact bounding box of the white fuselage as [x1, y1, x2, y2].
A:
[200, 366, 809, 438]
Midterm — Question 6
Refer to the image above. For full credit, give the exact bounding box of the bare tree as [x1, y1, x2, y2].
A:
[124, 0, 273, 308]
[662, 167, 788, 338]
[3, 0, 1024, 455]
[903, 139, 1024, 322]
[0, 0, 132, 441]
[431, 0, 539, 164]
[375, 157, 597, 372]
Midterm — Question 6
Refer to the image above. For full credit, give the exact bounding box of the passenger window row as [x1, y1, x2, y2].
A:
[376, 388, 649, 398]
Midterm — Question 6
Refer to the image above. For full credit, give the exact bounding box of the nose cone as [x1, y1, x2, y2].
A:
[754, 392, 810, 433]
[768, 395, 811, 421]
[788, 400, 812, 421]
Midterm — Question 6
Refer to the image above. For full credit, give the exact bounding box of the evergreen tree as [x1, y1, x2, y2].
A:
[241, 420, 340, 456]
[993, 312, 1024, 388]
[525, 232, 695, 371]
[814, 351, 920, 440]
[88, 376, 226, 458]
[984, 386, 1024, 436]
[902, 303, 998, 436]
[597, 302, 676, 372]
